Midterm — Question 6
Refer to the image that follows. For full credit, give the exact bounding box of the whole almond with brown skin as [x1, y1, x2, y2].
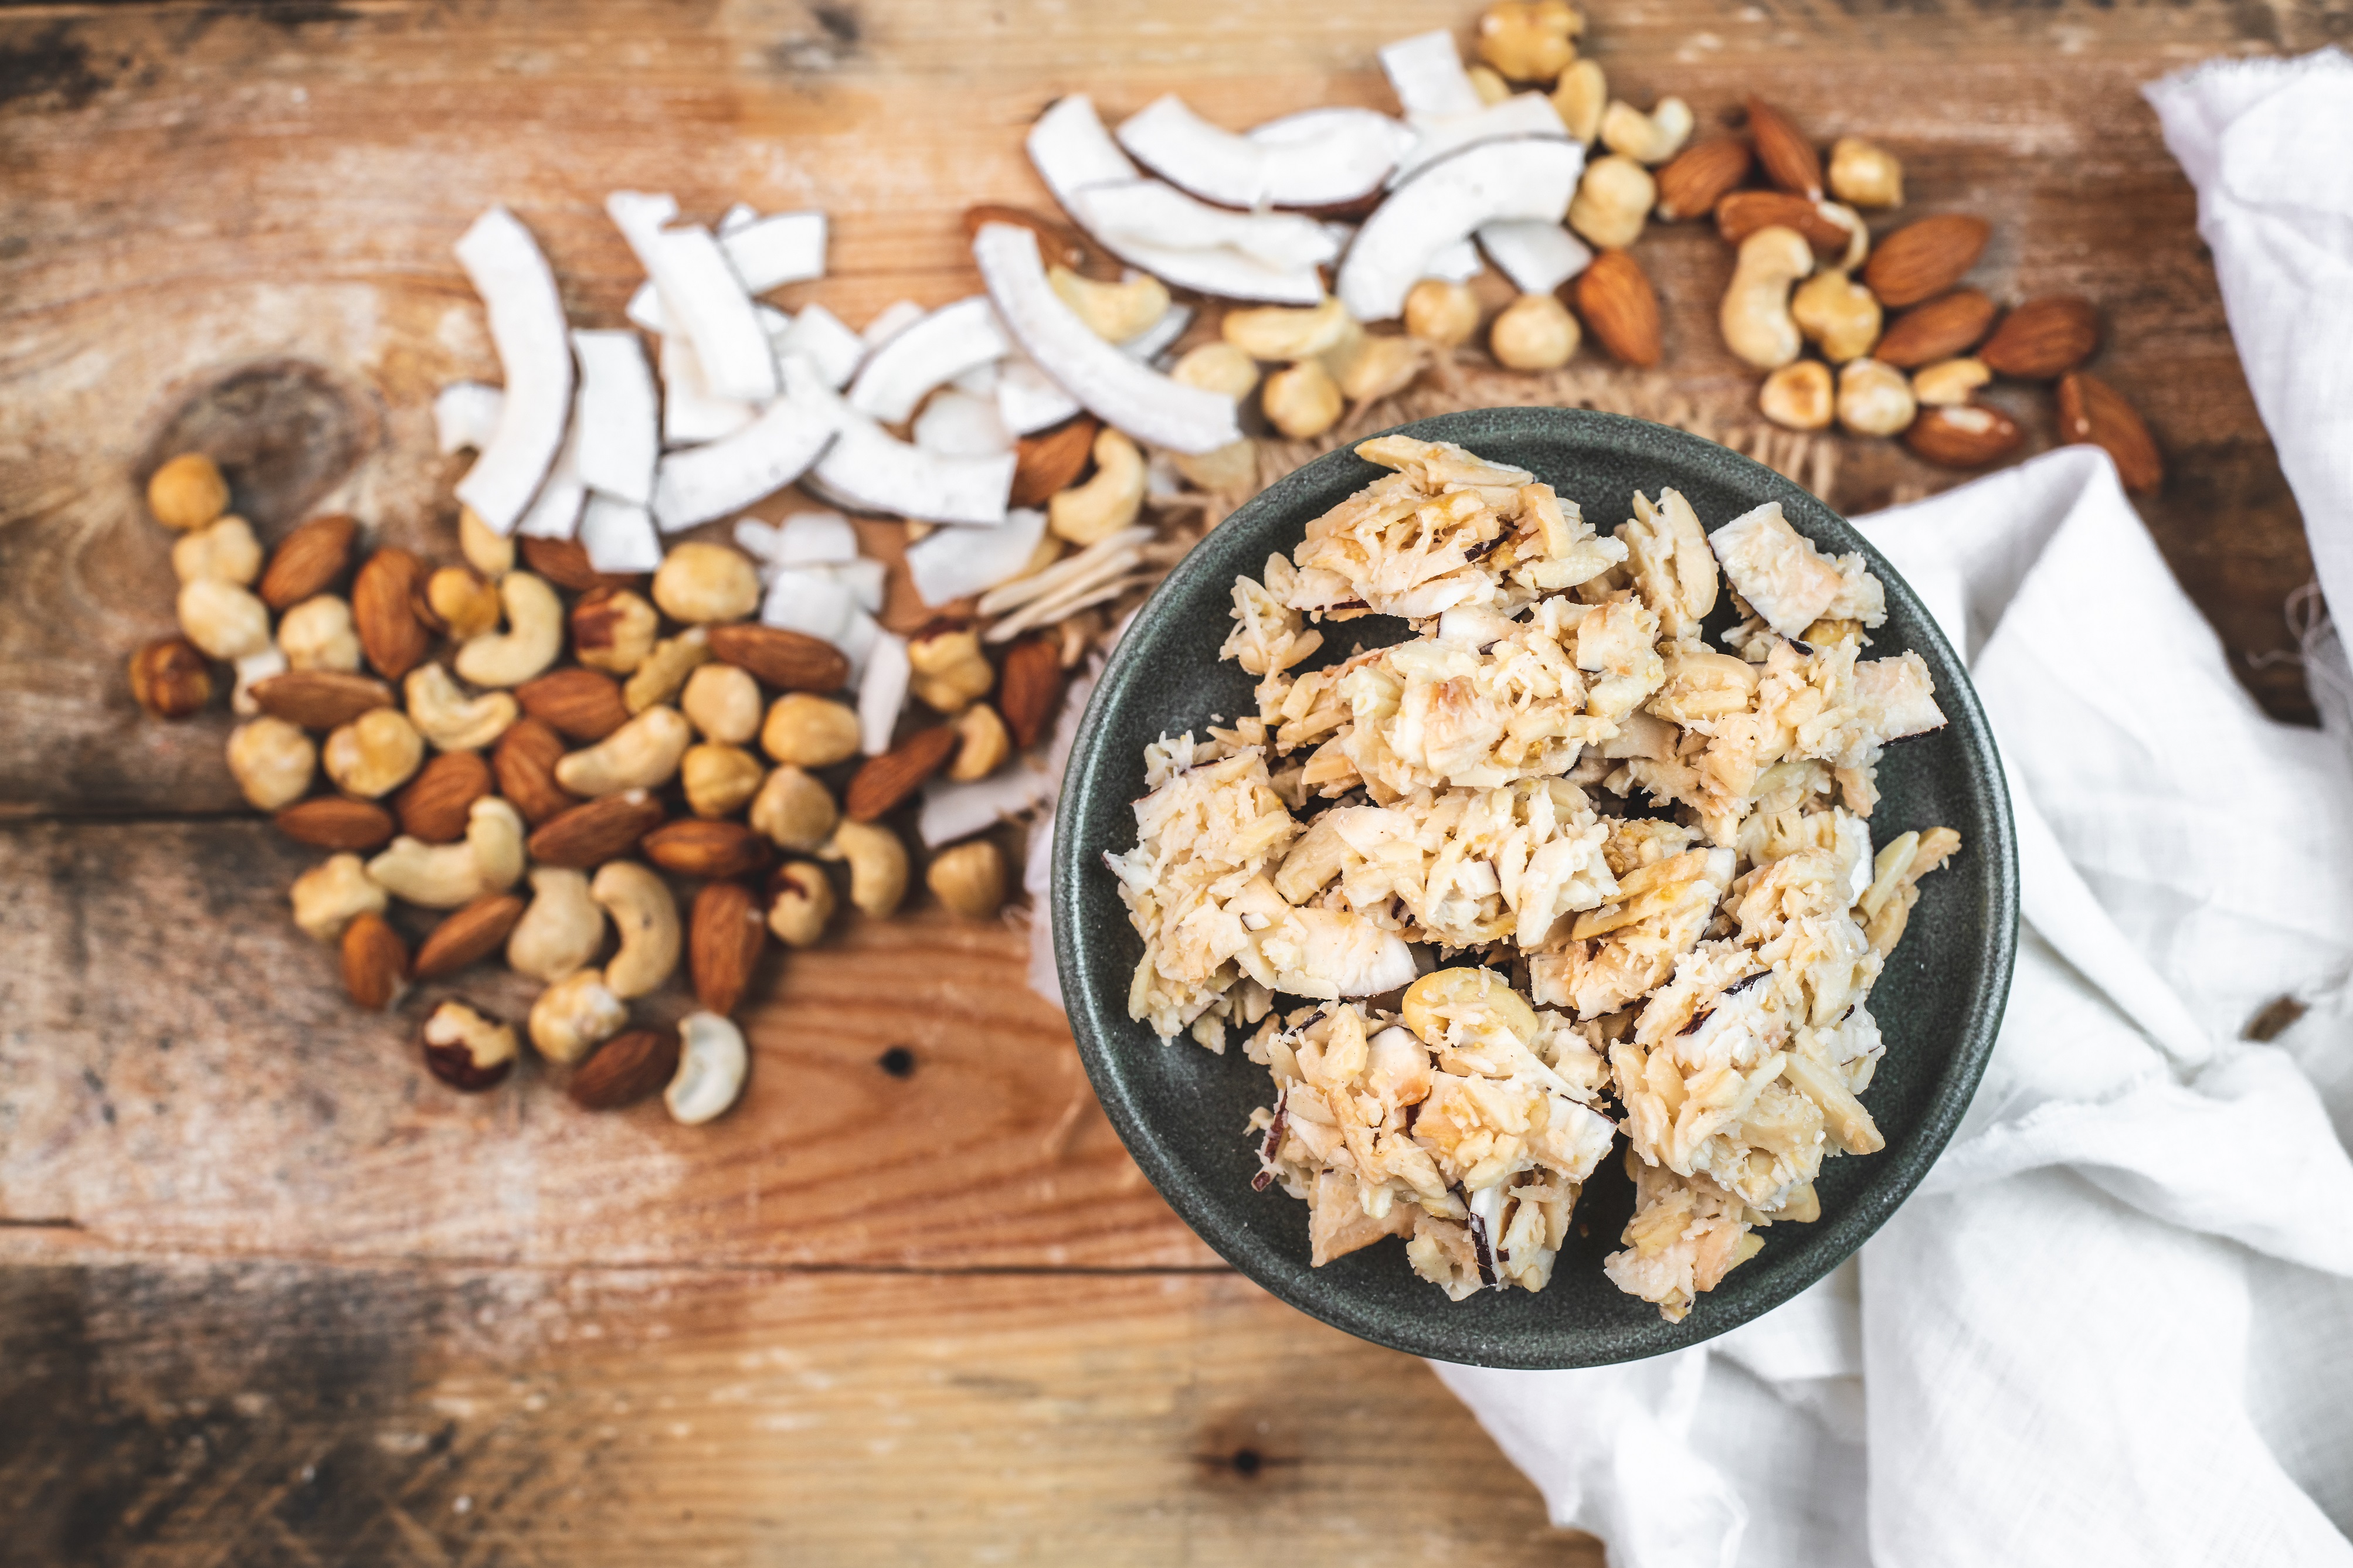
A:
[1903, 403, 2026, 468]
[128, 637, 213, 719]
[642, 818, 774, 878]
[706, 623, 851, 692]
[394, 750, 493, 843]
[493, 717, 577, 825]
[520, 535, 638, 591]
[341, 911, 408, 1011]
[516, 668, 630, 741]
[1714, 191, 1853, 259]
[568, 1028, 680, 1111]
[1873, 290, 1998, 369]
[1979, 296, 2101, 380]
[1571, 250, 1663, 368]
[1745, 96, 1822, 199]
[690, 881, 766, 1015]
[1862, 215, 1992, 309]
[2058, 372, 2163, 494]
[257, 513, 357, 611]
[352, 547, 431, 680]
[412, 892, 527, 979]
[1011, 417, 1101, 508]
[274, 797, 396, 852]
[1654, 138, 1754, 221]
[997, 635, 1063, 751]
[845, 727, 959, 822]
[251, 669, 395, 730]
[528, 788, 666, 868]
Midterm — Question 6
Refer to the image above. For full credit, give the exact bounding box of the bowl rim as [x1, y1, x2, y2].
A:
[1052, 407, 2018, 1367]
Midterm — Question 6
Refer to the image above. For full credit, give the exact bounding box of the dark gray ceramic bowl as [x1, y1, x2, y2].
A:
[1052, 408, 2016, 1369]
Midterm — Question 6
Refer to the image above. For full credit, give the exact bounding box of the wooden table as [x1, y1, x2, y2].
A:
[1, 1, 2339, 1560]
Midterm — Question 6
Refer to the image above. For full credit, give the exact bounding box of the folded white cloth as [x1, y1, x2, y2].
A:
[1441, 50, 2353, 1564]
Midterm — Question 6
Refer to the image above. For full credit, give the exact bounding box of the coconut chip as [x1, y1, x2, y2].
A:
[1337, 138, 1585, 321]
[1116, 94, 1410, 210]
[578, 495, 663, 573]
[607, 191, 779, 404]
[433, 382, 504, 456]
[650, 372, 843, 533]
[847, 296, 1011, 424]
[787, 358, 1016, 528]
[451, 206, 575, 535]
[571, 329, 660, 507]
[773, 302, 866, 390]
[908, 506, 1051, 609]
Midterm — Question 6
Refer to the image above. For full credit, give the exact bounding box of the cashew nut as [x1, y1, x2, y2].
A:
[680, 662, 762, 743]
[1835, 358, 1918, 437]
[230, 646, 286, 717]
[1476, 0, 1581, 81]
[1335, 334, 1430, 404]
[1911, 357, 1992, 407]
[623, 627, 709, 713]
[1567, 154, 1656, 250]
[1403, 966, 1539, 1047]
[458, 505, 513, 579]
[1489, 294, 1581, 370]
[652, 542, 760, 625]
[1221, 297, 1359, 365]
[1170, 342, 1259, 400]
[926, 839, 1006, 919]
[290, 852, 387, 942]
[1790, 270, 1883, 364]
[528, 967, 628, 1066]
[554, 705, 692, 795]
[322, 707, 425, 800]
[749, 764, 839, 852]
[366, 796, 526, 908]
[1048, 427, 1146, 546]
[1048, 266, 1170, 343]
[1818, 200, 1870, 271]
[683, 742, 768, 819]
[767, 862, 836, 947]
[1719, 225, 1814, 370]
[177, 577, 272, 661]
[573, 589, 660, 674]
[1260, 360, 1343, 440]
[1600, 96, 1694, 166]
[761, 692, 861, 768]
[1465, 63, 1512, 107]
[425, 567, 502, 640]
[227, 716, 315, 810]
[821, 818, 909, 918]
[278, 594, 362, 672]
[948, 703, 1011, 781]
[1758, 360, 1836, 431]
[908, 627, 995, 716]
[1403, 279, 1482, 349]
[1829, 137, 1904, 209]
[454, 571, 563, 689]
[507, 866, 606, 981]
[405, 662, 519, 752]
[421, 999, 517, 1090]
[1171, 440, 1258, 495]
[590, 859, 681, 999]
[147, 452, 230, 531]
[1550, 59, 1607, 145]
[171, 515, 262, 585]
[666, 1012, 748, 1125]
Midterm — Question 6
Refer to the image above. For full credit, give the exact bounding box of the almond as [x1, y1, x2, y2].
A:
[845, 727, 959, 821]
[527, 788, 665, 868]
[520, 535, 639, 591]
[256, 513, 358, 611]
[394, 750, 493, 843]
[1862, 215, 1992, 308]
[690, 880, 766, 1015]
[494, 716, 577, 825]
[340, 911, 409, 1011]
[1653, 137, 1753, 222]
[1011, 416, 1101, 508]
[516, 668, 630, 741]
[1714, 191, 1853, 259]
[274, 797, 397, 851]
[1744, 96, 1822, 199]
[706, 623, 851, 692]
[1872, 290, 1998, 369]
[568, 1028, 680, 1111]
[2057, 372, 2162, 495]
[250, 669, 395, 730]
[1571, 250, 1663, 368]
[1978, 295, 2100, 380]
[351, 547, 431, 681]
[643, 819, 774, 880]
[412, 892, 527, 979]
[996, 635, 1063, 751]
[1903, 403, 2025, 468]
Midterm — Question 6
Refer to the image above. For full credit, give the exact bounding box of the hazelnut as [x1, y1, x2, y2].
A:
[1261, 360, 1343, 440]
[681, 662, 763, 744]
[762, 692, 861, 768]
[171, 515, 262, 585]
[1403, 280, 1482, 349]
[129, 637, 213, 719]
[425, 567, 502, 640]
[147, 452, 229, 531]
[278, 594, 363, 672]
[1489, 293, 1581, 370]
[926, 839, 1006, 919]
[1476, 0, 1582, 83]
[321, 707, 426, 799]
[908, 627, 995, 716]
[766, 860, 836, 948]
[422, 999, 517, 1091]
[1911, 358, 1993, 407]
[227, 716, 318, 810]
[948, 703, 1011, 782]
[572, 588, 660, 675]
[1836, 358, 1919, 438]
[528, 967, 629, 1066]
[748, 764, 839, 853]
[1828, 137, 1904, 209]
[177, 577, 271, 661]
[651, 542, 760, 624]
[290, 852, 386, 943]
[1791, 270, 1883, 365]
[682, 742, 768, 819]
[1758, 361, 1836, 431]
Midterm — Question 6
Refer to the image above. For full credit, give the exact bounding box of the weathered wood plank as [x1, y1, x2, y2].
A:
[0, 1251, 1594, 1567]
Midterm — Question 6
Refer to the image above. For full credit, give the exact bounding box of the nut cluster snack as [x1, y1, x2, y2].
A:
[1108, 437, 1960, 1319]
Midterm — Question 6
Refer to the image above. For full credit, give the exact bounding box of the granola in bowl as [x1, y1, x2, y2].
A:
[1105, 434, 1960, 1321]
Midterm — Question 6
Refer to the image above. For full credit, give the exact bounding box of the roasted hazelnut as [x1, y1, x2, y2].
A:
[129, 637, 213, 719]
